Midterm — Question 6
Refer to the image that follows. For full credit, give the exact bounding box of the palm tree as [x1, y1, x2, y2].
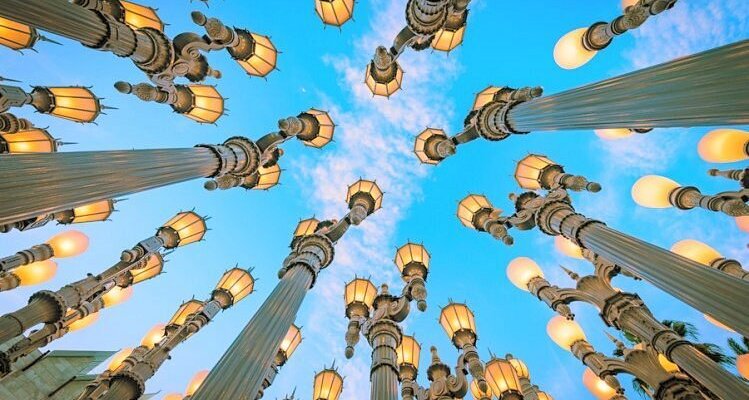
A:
[727, 337, 749, 381]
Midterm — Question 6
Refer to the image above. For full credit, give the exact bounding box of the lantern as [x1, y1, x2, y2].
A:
[470, 378, 493, 399]
[176, 85, 224, 124]
[594, 128, 634, 140]
[314, 0, 355, 27]
[279, 324, 302, 361]
[141, 323, 167, 348]
[554, 28, 597, 70]
[344, 278, 377, 312]
[102, 286, 133, 307]
[293, 218, 320, 239]
[414, 128, 448, 165]
[473, 86, 504, 111]
[439, 302, 476, 345]
[129, 253, 165, 284]
[185, 370, 210, 396]
[34, 87, 101, 123]
[394, 242, 430, 279]
[62, 199, 115, 224]
[215, 267, 255, 305]
[670, 239, 722, 266]
[507, 355, 530, 380]
[68, 311, 99, 332]
[554, 236, 584, 260]
[431, 11, 468, 52]
[484, 357, 522, 397]
[396, 335, 421, 370]
[245, 164, 281, 190]
[582, 368, 617, 400]
[698, 129, 749, 163]
[120, 0, 164, 31]
[0, 129, 58, 153]
[365, 61, 403, 97]
[160, 211, 207, 248]
[313, 367, 344, 400]
[346, 179, 383, 213]
[168, 299, 205, 326]
[0, 17, 38, 51]
[107, 348, 133, 371]
[300, 108, 335, 148]
[514, 154, 557, 190]
[233, 31, 277, 77]
[457, 194, 495, 229]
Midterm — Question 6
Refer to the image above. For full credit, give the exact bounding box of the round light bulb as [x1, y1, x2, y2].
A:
[553, 28, 597, 69]
[704, 314, 735, 332]
[697, 129, 749, 163]
[594, 128, 633, 140]
[631, 175, 680, 208]
[162, 394, 184, 400]
[107, 348, 133, 371]
[737, 216, 749, 233]
[185, 370, 209, 396]
[102, 286, 134, 308]
[737, 354, 749, 380]
[554, 236, 584, 259]
[141, 323, 167, 348]
[582, 368, 617, 400]
[14, 260, 58, 286]
[47, 230, 89, 258]
[621, 0, 639, 9]
[547, 315, 586, 351]
[68, 312, 99, 332]
[506, 257, 544, 291]
[670, 239, 722, 266]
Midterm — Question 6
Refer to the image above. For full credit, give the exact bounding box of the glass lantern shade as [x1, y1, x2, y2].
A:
[473, 86, 503, 111]
[508, 357, 530, 379]
[484, 358, 522, 397]
[47, 230, 89, 258]
[536, 391, 554, 400]
[102, 285, 133, 307]
[129, 253, 164, 284]
[247, 164, 281, 190]
[414, 128, 448, 165]
[168, 299, 205, 326]
[313, 368, 344, 400]
[279, 324, 302, 359]
[181, 85, 224, 124]
[554, 236, 584, 259]
[631, 175, 680, 209]
[582, 368, 617, 400]
[457, 194, 494, 229]
[0, 17, 36, 50]
[347, 179, 383, 212]
[698, 129, 749, 163]
[439, 302, 476, 341]
[470, 378, 493, 399]
[235, 32, 277, 77]
[344, 278, 377, 308]
[185, 370, 209, 396]
[394, 242, 430, 276]
[302, 108, 335, 148]
[294, 218, 320, 238]
[396, 335, 421, 370]
[141, 323, 167, 348]
[14, 260, 57, 286]
[514, 154, 556, 190]
[43, 87, 101, 122]
[553, 27, 597, 69]
[107, 348, 132, 371]
[120, 0, 164, 31]
[216, 267, 255, 304]
[506, 257, 544, 291]
[670, 239, 722, 266]
[547, 315, 586, 350]
[431, 10, 467, 52]
[365, 62, 403, 97]
[314, 0, 355, 26]
[0, 129, 57, 153]
[161, 211, 207, 247]
[68, 199, 115, 224]
[67, 311, 99, 332]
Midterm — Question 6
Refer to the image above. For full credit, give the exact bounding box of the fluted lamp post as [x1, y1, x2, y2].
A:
[507, 256, 749, 400]
[0, 230, 89, 291]
[671, 239, 749, 280]
[257, 324, 303, 399]
[553, 0, 677, 69]
[314, 0, 355, 27]
[1, 198, 116, 233]
[190, 179, 382, 400]
[414, 41, 749, 164]
[313, 364, 344, 400]
[79, 267, 255, 400]
[343, 243, 429, 400]
[458, 156, 749, 337]
[0, 211, 205, 374]
[632, 174, 749, 217]
[0, 84, 103, 123]
[547, 316, 706, 399]
[0, 16, 59, 51]
[0, 109, 334, 227]
[366, 0, 472, 97]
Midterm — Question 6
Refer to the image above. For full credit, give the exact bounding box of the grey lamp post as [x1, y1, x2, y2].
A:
[256, 324, 303, 399]
[77, 267, 255, 400]
[0, 0, 278, 123]
[507, 254, 749, 400]
[458, 154, 749, 337]
[0, 210, 206, 373]
[366, 0, 471, 97]
[0, 109, 334, 227]
[190, 179, 383, 400]
[414, 40, 749, 165]
[343, 243, 429, 400]
[1, 198, 117, 234]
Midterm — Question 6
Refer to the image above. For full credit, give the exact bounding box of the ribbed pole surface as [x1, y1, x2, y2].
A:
[192, 265, 314, 400]
[0, 148, 219, 226]
[671, 343, 749, 400]
[573, 222, 749, 337]
[508, 40, 749, 131]
[369, 325, 400, 400]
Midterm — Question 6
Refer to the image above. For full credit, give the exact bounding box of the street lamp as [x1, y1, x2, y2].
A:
[400, 343, 482, 400]
[342, 243, 429, 400]
[670, 239, 748, 280]
[0, 128, 65, 154]
[698, 128, 749, 163]
[507, 254, 749, 400]
[0, 84, 103, 123]
[458, 155, 749, 337]
[190, 179, 382, 400]
[413, 41, 749, 162]
[0, 16, 59, 51]
[0, 211, 205, 375]
[257, 323, 303, 399]
[505, 354, 553, 400]
[184, 370, 209, 399]
[632, 174, 748, 216]
[0, 109, 335, 228]
[77, 267, 255, 400]
[594, 128, 652, 141]
[314, 0, 355, 27]
[546, 316, 706, 399]
[313, 364, 344, 400]
[483, 356, 523, 400]
[0, 230, 89, 291]
[582, 368, 622, 400]
[553, 0, 677, 69]
[1, 198, 117, 234]
[365, 0, 472, 97]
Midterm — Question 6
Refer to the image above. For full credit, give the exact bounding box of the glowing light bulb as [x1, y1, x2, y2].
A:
[582, 368, 617, 400]
[670, 239, 722, 266]
[107, 348, 132, 371]
[506, 257, 544, 291]
[631, 175, 680, 208]
[47, 230, 89, 258]
[697, 129, 749, 163]
[14, 260, 58, 286]
[554, 236, 584, 259]
[737, 216, 749, 233]
[554, 28, 597, 69]
[594, 128, 633, 140]
[547, 315, 586, 350]
[141, 323, 167, 348]
[704, 314, 735, 332]
[102, 286, 134, 308]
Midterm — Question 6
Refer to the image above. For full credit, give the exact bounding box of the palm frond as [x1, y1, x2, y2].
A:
[662, 319, 699, 340]
[728, 337, 749, 355]
[694, 342, 735, 366]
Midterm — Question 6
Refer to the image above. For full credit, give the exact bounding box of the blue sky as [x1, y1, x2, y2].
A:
[1, 0, 748, 399]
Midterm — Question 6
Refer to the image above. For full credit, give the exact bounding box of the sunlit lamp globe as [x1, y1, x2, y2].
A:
[141, 323, 167, 348]
[547, 315, 586, 350]
[582, 368, 617, 400]
[631, 175, 680, 208]
[107, 348, 133, 371]
[185, 370, 210, 396]
[670, 239, 722, 266]
[47, 230, 89, 258]
[506, 257, 544, 291]
[621, 0, 639, 9]
[704, 314, 735, 333]
[737, 354, 749, 380]
[163, 394, 183, 400]
[736, 216, 749, 233]
[14, 260, 58, 286]
[102, 286, 134, 308]
[553, 28, 597, 69]
[68, 312, 99, 332]
[594, 128, 633, 140]
[554, 236, 584, 259]
[697, 129, 749, 163]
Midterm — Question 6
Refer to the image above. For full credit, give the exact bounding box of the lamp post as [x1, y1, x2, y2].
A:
[0, 109, 334, 227]
[0, 1, 278, 123]
[0, 230, 89, 291]
[190, 179, 382, 400]
[313, 364, 344, 400]
[366, 0, 471, 97]
[671, 239, 749, 280]
[0, 210, 206, 371]
[314, 0, 355, 27]
[1, 198, 117, 233]
[0, 84, 103, 123]
[343, 243, 429, 400]
[257, 324, 303, 399]
[546, 316, 705, 399]
[413, 41, 749, 164]
[553, 0, 677, 69]
[78, 267, 255, 400]
[458, 154, 749, 337]
[632, 174, 749, 217]
[507, 256, 749, 400]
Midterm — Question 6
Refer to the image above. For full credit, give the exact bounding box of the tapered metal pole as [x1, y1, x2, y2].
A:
[369, 323, 401, 400]
[507, 40, 749, 131]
